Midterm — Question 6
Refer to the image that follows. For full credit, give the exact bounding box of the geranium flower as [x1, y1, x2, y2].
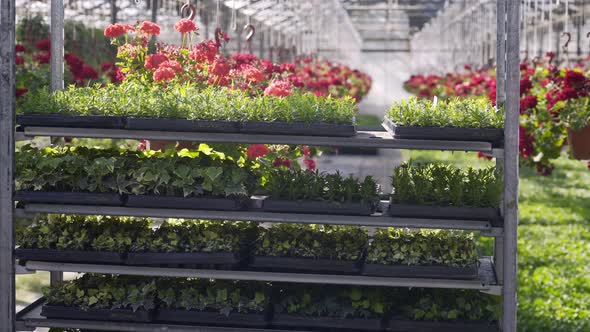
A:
[15, 88, 28, 97]
[520, 95, 537, 114]
[15, 44, 25, 53]
[190, 40, 218, 63]
[145, 53, 168, 71]
[209, 57, 230, 77]
[563, 70, 587, 89]
[302, 146, 311, 156]
[246, 144, 269, 159]
[138, 21, 161, 35]
[272, 157, 291, 168]
[303, 158, 316, 171]
[104, 23, 127, 38]
[101, 62, 116, 72]
[153, 66, 176, 82]
[35, 39, 50, 51]
[34, 52, 50, 64]
[240, 64, 264, 83]
[174, 19, 198, 33]
[81, 65, 98, 80]
[15, 55, 24, 65]
[520, 77, 532, 95]
[160, 60, 182, 73]
[264, 79, 292, 97]
[519, 126, 534, 159]
[64, 53, 83, 68]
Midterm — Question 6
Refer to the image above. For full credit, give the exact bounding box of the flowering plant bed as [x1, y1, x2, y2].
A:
[364, 229, 479, 280]
[16, 113, 125, 129]
[240, 121, 356, 137]
[251, 224, 367, 274]
[15, 190, 124, 206]
[384, 97, 504, 143]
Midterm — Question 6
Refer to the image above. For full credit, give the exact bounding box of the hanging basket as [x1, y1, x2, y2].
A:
[567, 124, 590, 160]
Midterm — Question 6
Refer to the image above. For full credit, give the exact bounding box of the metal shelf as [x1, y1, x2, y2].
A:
[18, 203, 503, 236]
[20, 126, 503, 154]
[22, 257, 500, 294]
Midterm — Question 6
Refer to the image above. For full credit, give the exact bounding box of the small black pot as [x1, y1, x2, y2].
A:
[155, 309, 268, 328]
[240, 121, 356, 137]
[362, 262, 478, 280]
[261, 199, 376, 216]
[17, 114, 125, 129]
[383, 119, 504, 145]
[388, 203, 501, 223]
[15, 191, 125, 206]
[125, 195, 247, 211]
[126, 117, 240, 133]
[249, 255, 363, 274]
[15, 248, 124, 264]
[41, 305, 153, 322]
[125, 251, 244, 268]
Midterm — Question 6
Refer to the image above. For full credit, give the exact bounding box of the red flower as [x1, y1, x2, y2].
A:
[520, 77, 532, 96]
[138, 21, 161, 35]
[15, 44, 26, 53]
[138, 139, 147, 151]
[264, 79, 292, 97]
[101, 62, 116, 72]
[153, 67, 176, 82]
[15, 88, 28, 97]
[209, 57, 230, 77]
[64, 53, 83, 68]
[104, 23, 127, 38]
[81, 65, 98, 80]
[145, 53, 168, 71]
[35, 39, 50, 51]
[520, 95, 537, 114]
[302, 146, 311, 156]
[160, 60, 182, 73]
[34, 52, 50, 64]
[190, 40, 218, 63]
[556, 87, 579, 102]
[563, 70, 587, 89]
[519, 126, 534, 159]
[272, 157, 291, 168]
[15, 55, 24, 65]
[174, 19, 198, 33]
[240, 64, 264, 83]
[246, 144, 269, 159]
[477, 152, 492, 160]
[303, 158, 316, 171]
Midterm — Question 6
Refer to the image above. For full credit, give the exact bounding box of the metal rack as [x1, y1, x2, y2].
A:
[0, 1, 521, 332]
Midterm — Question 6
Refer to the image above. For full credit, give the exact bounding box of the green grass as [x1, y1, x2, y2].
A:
[404, 150, 590, 332]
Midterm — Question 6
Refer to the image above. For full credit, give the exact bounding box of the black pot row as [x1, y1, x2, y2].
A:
[16, 247, 479, 280]
[41, 304, 498, 332]
[15, 191, 501, 222]
[16, 114, 357, 137]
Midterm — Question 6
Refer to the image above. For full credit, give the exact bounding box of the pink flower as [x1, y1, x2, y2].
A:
[302, 146, 311, 156]
[160, 60, 182, 73]
[246, 144, 269, 159]
[138, 139, 147, 151]
[145, 53, 168, 71]
[104, 23, 127, 38]
[138, 21, 161, 35]
[272, 157, 291, 168]
[240, 64, 264, 83]
[35, 39, 50, 51]
[190, 40, 219, 63]
[264, 79, 293, 97]
[174, 19, 198, 33]
[209, 57, 230, 77]
[303, 158, 316, 171]
[153, 67, 176, 82]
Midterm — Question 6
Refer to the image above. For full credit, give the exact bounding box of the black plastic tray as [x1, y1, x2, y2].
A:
[17, 114, 125, 129]
[125, 251, 243, 267]
[41, 305, 153, 322]
[271, 314, 384, 331]
[383, 118, 503, 144]
[126, 118, 240, 133]
[250, 255, 362, 274]
[261, 199, 375, 216]
[125, 195, 246, 211]
[156, 309, 268, 327]
[363, 263, 478, 280]
[15, 191, 124, 206]
[387, 319, 498, 332]
[15, 248, 124, 264]
[388, 203, 501, 223]
[240, 121, 356, 137]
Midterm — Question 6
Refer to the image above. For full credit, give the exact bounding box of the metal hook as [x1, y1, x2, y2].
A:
[244, 24, 255, 41]
[562, 32, 571, 50]
[181, 3, 196, 20]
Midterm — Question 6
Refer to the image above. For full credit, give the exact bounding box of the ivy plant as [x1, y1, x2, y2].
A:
[386, 97, 504, 128]
[366, 228, 478, 267]
[255, 224, 368, 261]
[391, 162, 502, 208]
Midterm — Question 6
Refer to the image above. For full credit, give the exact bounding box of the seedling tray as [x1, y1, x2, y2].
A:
[261, 199, 375, 216]
[41, 305, 153, 322]
[15, 191, 125, 206]
[240, 121, 356, 137]
[125, 195, 247, 211]
[362, 262, 478, 280]
[387, 319, 498, 332]
[17, 114, 125, 129]
[15, 248, 124, 264]
[271, 314, 383, 331]
[126, 117, 240, 133]
[250, 255, 362, 274]
[125, 251, 243, 267]
[382, 117, 503, 144]
[388, 203, 501, 222]
[156, 309, 268, 327]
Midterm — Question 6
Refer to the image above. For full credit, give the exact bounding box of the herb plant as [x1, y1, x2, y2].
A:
[18, 82, 356, 125]
[263, 169, 379, 204]
[386, 97, 504, 128]
[255, 224, 368, 261]
[44, 274, 157, 312]
[391, 162, 502, 208]
[366, 229, 478, 267]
